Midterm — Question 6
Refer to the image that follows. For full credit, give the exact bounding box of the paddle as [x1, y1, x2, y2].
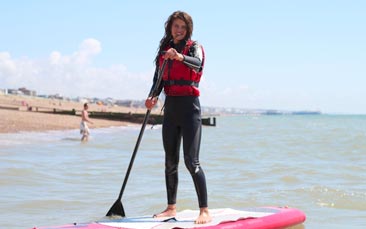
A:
[106, 59, 167, 217]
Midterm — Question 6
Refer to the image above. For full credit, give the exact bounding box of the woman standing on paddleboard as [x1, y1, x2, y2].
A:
[145, 11, 211, 224]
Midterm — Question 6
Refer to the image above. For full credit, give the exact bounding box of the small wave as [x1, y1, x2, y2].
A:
[0, 125, 148, 147]
[304, 186, 366, 211]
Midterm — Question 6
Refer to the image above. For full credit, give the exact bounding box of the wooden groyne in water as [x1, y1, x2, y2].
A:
[30, 107, 216, 126]
[89, 111, 163, 125]
[89, 111, 216, 126]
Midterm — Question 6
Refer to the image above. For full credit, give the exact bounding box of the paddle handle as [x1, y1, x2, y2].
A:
[149, 60, 167, 98]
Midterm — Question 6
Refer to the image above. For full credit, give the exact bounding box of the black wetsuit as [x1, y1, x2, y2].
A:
[150, 40, 208, 208]
[163, 95, 207, 208]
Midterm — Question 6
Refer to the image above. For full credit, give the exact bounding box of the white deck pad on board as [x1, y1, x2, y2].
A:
[100, 208, 273, 229]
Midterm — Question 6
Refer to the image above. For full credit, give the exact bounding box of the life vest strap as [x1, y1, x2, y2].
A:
[163, 80, 199, 87]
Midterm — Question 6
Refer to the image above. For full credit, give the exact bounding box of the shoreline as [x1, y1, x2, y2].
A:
[0, 94, 145, 134]
[0, 109, 132, 134]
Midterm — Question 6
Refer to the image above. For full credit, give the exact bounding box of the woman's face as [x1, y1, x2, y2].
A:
[171, 19, 187, 44]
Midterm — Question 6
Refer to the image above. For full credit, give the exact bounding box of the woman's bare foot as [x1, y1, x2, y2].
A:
[153, 204, 177, 218]
[195, 207, 212, 224]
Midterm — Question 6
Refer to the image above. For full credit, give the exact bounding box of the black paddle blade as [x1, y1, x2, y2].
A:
[106, 200, 125, 217]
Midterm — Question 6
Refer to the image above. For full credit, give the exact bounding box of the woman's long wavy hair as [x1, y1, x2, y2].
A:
[155, 11, 193, 65]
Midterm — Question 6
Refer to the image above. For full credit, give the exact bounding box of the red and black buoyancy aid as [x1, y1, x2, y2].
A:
[159, 40, 204, 96]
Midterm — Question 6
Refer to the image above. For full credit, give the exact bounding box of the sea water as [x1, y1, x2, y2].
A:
[0, 115, 365, 229]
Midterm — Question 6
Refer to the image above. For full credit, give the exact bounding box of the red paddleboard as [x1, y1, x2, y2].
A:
[31, 206, 305, 229]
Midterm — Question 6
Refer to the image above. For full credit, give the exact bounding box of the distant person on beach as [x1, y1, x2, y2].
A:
[80, 103, 93, 141]
[145, 11, 211, 224]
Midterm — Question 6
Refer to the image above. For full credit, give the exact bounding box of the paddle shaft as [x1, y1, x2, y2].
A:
[117, 109, 151, 200]
[116, 60, 167, 199]
[108, 60, 167, 215]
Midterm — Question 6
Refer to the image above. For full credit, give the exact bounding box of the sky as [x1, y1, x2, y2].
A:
[1, 1, 365, 114]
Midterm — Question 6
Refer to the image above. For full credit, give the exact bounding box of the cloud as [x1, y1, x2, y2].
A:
[0, 52, 17, 76]
[0, 39, 321, 112]
[200, 82, 251, 107]
[0, 38, 154, 100]
[73, 38, 102, 65]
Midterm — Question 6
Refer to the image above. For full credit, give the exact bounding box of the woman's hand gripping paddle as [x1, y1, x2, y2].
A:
[106, 60, 167, 217]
